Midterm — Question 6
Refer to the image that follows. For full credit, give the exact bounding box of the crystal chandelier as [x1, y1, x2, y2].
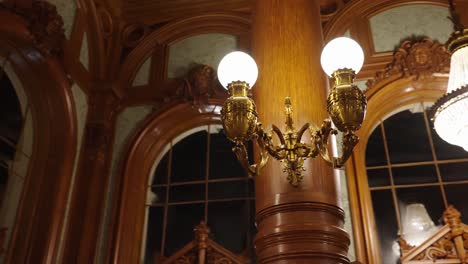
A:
[217, 37, 366, 186]
[431, 0, 468, 151]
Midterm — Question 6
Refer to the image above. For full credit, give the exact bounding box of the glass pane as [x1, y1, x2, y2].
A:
[371, 190, 400, 264]
[152, 151, 169, 185]
[248, 199, 257, 261]
[208, 201, 248, 254]
[209, 180, 247, 200]
[365, 124, 387, 167]
[209, 130, 248, 179]
[165, 203, 204, 256]
[169, 184, 205, 203]
[0, 74, 22, 143]
[171, 131, 207, 182]
[439, 162, 468, 182]
[247, 178, 255, 198]
[392, 165, 438, 185]
[445, 184, 468, 223]
[384, 111, 433, 163]
[367, 168, 391, 187]
[149, 186, 166, 205]
[144, 206, 164, 263]
[396, 186, 445, 226]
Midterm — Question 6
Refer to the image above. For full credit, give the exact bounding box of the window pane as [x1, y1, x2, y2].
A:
[152, 151, 169, 185]
[165, 203, 205, 256]
[171, 131, 207, 182]
[445, 184, 468, 223]
[365, 124, 387, 166]
[144, 206, 164, 263]
[169, 184, 205, 203]
[367, 168, 391, 187]
[371, 190, 400, 264]
[209, 180, 247, 200]
[439, 162, 468, 182]
[208, 201, 249, 254]
[392, 165, 438, 185]
[396, 186, 445, 226]
[209, 130, 246, 179]
[384, 111, 432, 163]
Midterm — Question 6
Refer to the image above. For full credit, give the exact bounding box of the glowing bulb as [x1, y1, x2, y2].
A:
[321, 37, 364, 77]
[217, 51, 258, 89]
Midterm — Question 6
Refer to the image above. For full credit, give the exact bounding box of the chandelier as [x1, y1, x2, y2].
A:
[431, 0, 468, 151]
[217, 37, 366, 186]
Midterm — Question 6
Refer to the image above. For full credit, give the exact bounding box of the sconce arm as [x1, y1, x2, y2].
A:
[311, 119, 359, 168]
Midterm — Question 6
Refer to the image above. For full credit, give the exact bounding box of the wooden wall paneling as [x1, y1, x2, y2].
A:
[0, 8, 77, 263]
[60, 0, 123, 262]
[116, 12, 251, 107]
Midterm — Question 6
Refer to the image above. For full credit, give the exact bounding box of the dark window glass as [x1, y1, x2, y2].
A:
[152, 152, 169, 185]
[144, 207, 164, 264]
[367, 168, 391, 187]
[445, 184, 468, 223]
[396, 187, 445, 226]
[247, 178, 255, 198]
[209, 180, 247, 200]
[365, 125, 387, 166]
[171, 131, 207, 182]
[208, 201, 249, 254]
[165, 203, 204, 256]
[210, 131, 245, 179]
[169, 184, 205, 202]
[371, 190, 400, 264]
[439, 162, 468, 182]
[384, 111, 432, 163]
[0, 73, 22, 143]
[392, 165, 438, 185]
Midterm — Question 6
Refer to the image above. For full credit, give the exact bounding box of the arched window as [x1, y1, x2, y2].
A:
[143, 125, 255, 263]
[365, 104, 468, 263]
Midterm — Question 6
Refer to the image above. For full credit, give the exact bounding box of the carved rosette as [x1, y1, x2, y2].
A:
[367, 38, 450, 90]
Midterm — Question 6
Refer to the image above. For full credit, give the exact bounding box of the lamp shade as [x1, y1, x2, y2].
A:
[217, 51, 258, 89]
[402, 203, 438, 246]
[321, 37, 364, 77]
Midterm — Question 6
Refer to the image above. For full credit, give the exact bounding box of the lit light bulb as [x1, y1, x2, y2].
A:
[217, 51, 258, 89]
[321, 37, 364, 77]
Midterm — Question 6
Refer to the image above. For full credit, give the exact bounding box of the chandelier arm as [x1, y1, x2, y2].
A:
[314, 119, 337, 167]
[257, 125, 286, 160]
[271, 124, 286, 146]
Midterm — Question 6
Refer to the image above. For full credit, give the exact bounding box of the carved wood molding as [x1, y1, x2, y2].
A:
[401, 206, 468, 263]
[0, 1, 66, 56]
[366, 38, 450, 91]
[162, 222, 248, 264]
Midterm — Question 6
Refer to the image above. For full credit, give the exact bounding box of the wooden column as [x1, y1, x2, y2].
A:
[252, 1, 350, 263]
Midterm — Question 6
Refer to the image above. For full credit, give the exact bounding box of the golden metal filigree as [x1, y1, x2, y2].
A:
[221, 69, 366, 187]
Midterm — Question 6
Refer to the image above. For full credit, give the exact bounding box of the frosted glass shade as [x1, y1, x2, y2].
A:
[217, 51, 258, 89]
[321, 37, 364, 77]
[433, 46, 468, 151]
[402, 203, 439, 246]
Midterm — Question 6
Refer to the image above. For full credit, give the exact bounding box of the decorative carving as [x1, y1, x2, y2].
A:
[162, 221, 248, 264]
[367, 38, 450, 90]
[0, 1, 66, 56]
[401, 206, 468, 263]
[176, 64, 227, 105]
[122, 23, 149, 47]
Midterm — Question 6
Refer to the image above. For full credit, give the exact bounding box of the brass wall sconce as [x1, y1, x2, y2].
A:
[218, 37, 367, 186]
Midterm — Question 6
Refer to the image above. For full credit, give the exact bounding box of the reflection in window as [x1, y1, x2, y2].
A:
[143, 125, 255, 263]
[365, 105, 468, 264]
